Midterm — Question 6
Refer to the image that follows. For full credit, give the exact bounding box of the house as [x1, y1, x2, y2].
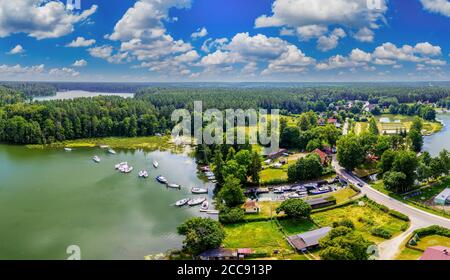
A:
[243, 200, 260, 213]
[317, 118, 326, 126]
[198, 248, 239, 260]
[267, 148, 287, 159]
[313, 149, 329, 166]
[286, 227, 332, 251]
[434, 188, 450, 205]
[237, 248, 253, 259]
[420, 246, 450, 260]
[305, 197, 337, 209]
[327, 118, 337, 124]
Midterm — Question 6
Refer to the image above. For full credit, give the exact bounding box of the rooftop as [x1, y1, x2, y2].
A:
[287, 227, 332, 250]
[420, 246, 450, 261]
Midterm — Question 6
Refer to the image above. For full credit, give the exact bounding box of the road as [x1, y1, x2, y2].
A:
[331, 156, 450, 259]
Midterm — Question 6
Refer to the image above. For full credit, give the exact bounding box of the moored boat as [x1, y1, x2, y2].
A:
[188, 196, 206, 206]
[138, 170, 149, 178]
[273, 187, 283, 194]
[191, 187, 208, 194]
[175, 198, 189, 207]
[107, 149, 117, 155]
[200, 200, 209, 212]
[156, 175, 167, 184]
[167, 183, 181, 189]
[153, 160, 159, 168]
[115, 162, 127, 169]
[64, 147, 72, 151]
[93, 156, 101, 163]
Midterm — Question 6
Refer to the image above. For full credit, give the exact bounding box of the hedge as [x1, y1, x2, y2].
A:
[413, 225, 450, 238]
[388, 210, 410, 221]
[371, 227, 393, 239]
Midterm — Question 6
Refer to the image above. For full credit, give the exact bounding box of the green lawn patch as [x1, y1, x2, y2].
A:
[223, 221, 292, 255]
[278, 219, 317, 235]
[311, 201, 409, 243]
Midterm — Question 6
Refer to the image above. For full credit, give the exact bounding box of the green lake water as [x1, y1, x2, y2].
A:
[0, 145, 214, 259]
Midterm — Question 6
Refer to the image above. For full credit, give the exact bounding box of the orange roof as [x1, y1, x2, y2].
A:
[243, 200, 258, 208]
[313, 149, 328, 164]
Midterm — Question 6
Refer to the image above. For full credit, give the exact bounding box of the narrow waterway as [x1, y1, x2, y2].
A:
[422, 113, 450, 157]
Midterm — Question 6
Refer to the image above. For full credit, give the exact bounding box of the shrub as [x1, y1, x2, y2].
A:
[388, 210, 410, 221]
[219, 207, 245, 224]
[371, 227, 393, 239]
[332, 218, 355, 230]
[414, 225, 450, 238]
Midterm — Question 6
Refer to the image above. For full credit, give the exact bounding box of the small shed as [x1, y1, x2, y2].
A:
[305, 197, 337, 209]
[434, 188, 450, 205]
[243, 200, 260, 213]
[287, 227, 332, 251]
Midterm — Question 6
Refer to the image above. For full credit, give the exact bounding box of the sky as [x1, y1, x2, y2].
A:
[0, 0, 450, 82]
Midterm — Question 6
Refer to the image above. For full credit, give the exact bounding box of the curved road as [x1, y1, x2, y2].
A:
[332, 156, 450, 259]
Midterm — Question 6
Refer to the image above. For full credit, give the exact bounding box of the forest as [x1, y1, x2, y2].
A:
[0, 84, 449, 145]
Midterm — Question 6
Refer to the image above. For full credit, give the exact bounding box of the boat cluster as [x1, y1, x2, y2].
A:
[175, 197, 209, 211]
[200, 166, 217, 183]
[115, 162, 134, 173]
[271, 180, 343, 200]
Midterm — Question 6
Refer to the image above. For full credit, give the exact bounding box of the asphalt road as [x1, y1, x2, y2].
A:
[331, 156, 450, 259]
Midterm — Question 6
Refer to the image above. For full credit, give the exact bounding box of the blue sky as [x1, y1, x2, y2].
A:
[0, 0, 449, 82]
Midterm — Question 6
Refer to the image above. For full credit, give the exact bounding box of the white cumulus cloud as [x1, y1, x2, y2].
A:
[72, 59, 87, 67]
[8, 44, 25, 54]
[420, 0, 450, 17]
[66, 37, 96, 47]
[191, 27, 208, 39]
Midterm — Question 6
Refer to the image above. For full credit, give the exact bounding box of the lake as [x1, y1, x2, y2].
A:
[423, 113, 450, 157]
[34, 90, 134, 101]
[0, 145, 215, 260]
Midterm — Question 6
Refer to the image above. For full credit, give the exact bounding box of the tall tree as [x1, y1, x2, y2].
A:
[337, 135, 365, 170]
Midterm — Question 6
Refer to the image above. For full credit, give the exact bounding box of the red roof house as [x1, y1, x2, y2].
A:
[420, 246, 450, 260]
[313, 149, 329, 166]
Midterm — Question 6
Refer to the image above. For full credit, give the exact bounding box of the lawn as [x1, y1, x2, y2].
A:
[396, 235, 450, 260]
[26, 135, 185, 152]
[374, 114, 442, 135]
[223, 221, 292, 254]
[260, 168, 288, 184]
[278, 219, 317, 235]
[311, 201, 409, 243]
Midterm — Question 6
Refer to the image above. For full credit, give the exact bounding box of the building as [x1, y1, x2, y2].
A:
[267, 148, 287, 159]
[198, 248, 239, 260]
[243, 200, 260, 213]
[305, 197, 337, 209]
[287, 227, 332, 251]
[434, 188, 450, 205]
[313, 148, 329, 166]
[420, 246, 450, 260]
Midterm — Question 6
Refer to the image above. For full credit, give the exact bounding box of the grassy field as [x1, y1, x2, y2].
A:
[396, 235, 450, 260]
[278, 219, 317, 235]
[260, 168, 288, 183]
[311, 201, 409, 243]
[26, 135, 187, 152]
[374, 114, 442, 135]
[223, 221, 292, 254]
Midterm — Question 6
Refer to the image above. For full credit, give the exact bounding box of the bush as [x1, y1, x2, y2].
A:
[219, 207, 245, 224]
[414, 225, 450, 238]
[388, 210, 410, 221]
[371, 227, 393, 239]
[332, 218, 355, 230]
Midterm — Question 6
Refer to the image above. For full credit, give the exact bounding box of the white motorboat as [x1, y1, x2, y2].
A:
[107, 149, 117, 155]
[115, 162, 128, 169]
[273, 187, 283, 194]
[156, 176, 167, 184]
[175, 198, 189, 207]
[123, 166, 133, 173]
[188, 197, 206, 206]
[99, 145, 109, 149]
[200, 200, 209, 212]
[93, 156, 101, 163]
[167, 183, 181, 189]
[64, 147, 72, 151]
[191, 187, 208, 194]
[138, 170, 149, 178]
[288, 193, 301, 199]
[153, 160, 159, 168]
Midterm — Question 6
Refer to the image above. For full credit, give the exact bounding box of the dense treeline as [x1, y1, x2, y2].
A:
[136, 86, 450, 113]
[0, 96, 169, 144]
[0, 86, 24, 106]
[0, 82, 56, 98]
